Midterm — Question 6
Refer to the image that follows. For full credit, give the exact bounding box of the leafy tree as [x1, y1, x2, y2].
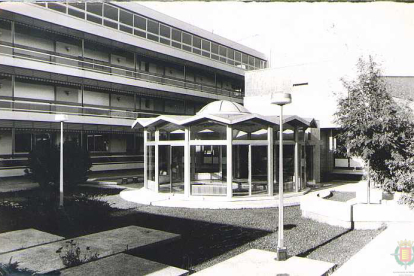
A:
[335, 57, 414, 204]
[26, 141, 92, 192]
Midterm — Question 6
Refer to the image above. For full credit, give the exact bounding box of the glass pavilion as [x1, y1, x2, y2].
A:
[132, 100, 316, 198]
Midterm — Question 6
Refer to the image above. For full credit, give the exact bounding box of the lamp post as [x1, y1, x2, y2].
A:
[55, 114, 68, 208]
[271, 92, 292, 261]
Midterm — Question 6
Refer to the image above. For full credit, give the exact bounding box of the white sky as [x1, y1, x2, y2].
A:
[140, 1, 414, 77]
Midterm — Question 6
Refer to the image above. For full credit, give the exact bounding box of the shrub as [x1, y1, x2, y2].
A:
[57, 240, 99, 268]
[26, 141, 92, 192]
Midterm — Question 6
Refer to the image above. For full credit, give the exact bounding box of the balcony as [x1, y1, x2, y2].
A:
[0, 42, 244, 99]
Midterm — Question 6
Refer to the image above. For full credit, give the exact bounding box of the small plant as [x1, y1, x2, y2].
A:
[0, 257, 36, 276]
[57, 240, 99, 268]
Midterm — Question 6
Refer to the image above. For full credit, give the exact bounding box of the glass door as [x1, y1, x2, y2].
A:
[171, 146, 184, 194]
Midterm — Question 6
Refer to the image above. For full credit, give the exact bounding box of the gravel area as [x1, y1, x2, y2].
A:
[98, 194, 382, 273]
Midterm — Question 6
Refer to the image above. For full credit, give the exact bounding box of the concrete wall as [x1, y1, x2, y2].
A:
[244, 63, 344, 128]
[110, 93, 134, 109]
[56, 86, 80, 103]
[0, 130, 12, 155]
[0, 78, 12, 97]
[83, 90, 109, 106]
[15, 81, 54, 101]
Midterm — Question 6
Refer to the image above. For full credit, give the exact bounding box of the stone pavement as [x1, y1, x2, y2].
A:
[0, 229, 63, 254]
[192, 249, 335, 276]
[333, 223, 414, 276]
[60, 253, 188, 276]
[0, 226, 180, 274]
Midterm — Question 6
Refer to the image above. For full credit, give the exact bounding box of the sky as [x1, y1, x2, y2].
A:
[140, 1, 414, 77]
[136, 1, 414, 126]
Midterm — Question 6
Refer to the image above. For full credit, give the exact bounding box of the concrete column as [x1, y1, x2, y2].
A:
[219, 146, 223, 179]
[184, 127, 191, 197]
[226, 126, 233, 198]
[143, 129, 148, 189]
[294, 127, 300, 192]
[154, 129, 159, 193]
[268, 126, 274, 196]
[190, 146, 196, 181]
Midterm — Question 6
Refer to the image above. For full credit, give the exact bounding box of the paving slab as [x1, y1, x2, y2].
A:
[0, 226, 180, 274]
[192, 249, 335, 276]
[60, 253, 188, 276]
[333, 223, 414, 276]
[0, 229, 64, 254]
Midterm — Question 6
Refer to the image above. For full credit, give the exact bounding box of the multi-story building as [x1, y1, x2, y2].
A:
[0, 2, 267, 177]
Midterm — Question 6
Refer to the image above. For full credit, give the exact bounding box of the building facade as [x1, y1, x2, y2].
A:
[0, 2, 267, 177]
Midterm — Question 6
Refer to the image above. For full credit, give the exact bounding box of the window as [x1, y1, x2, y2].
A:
[172, 29, 181, 42]
[120, 25, 133, 34]
[202, 40, 210, 51]
[15, 133, 32, 153]
[68, 7, 85, 19]
[193, 36, 201, 49]
[104, 20, 118, 29]
[147, 20, 159, 35]
[235, 51, 242, 62]
[103, 4, 118, 21]
[219, 46, 227, 58]
[227, 48, 234, 60]
[87, 134, 109, 152]
[242, 53, 248, 64]
[211, 43, 219, 54]
[120, 10, 133, 26]
[249, 56, 255, 66]
[48, 3, 66, 13]
[160, 24, 170, 38]
[87, 14, 102, 24]
[87, 2, 102, 16]
[134, 15, 146, 30]
[69, 3, 85, 10]
[182, 33, 191, 45]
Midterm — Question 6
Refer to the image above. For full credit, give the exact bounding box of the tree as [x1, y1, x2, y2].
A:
[26, 141, 92, 192]
[335, 57, 414, 205]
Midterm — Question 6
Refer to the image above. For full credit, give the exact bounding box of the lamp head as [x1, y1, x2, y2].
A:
[271, 92, 292, 106]
[55, 114, 69, 122]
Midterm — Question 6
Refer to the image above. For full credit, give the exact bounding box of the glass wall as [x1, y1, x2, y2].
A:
[37, 2, 267, 70]
[147, 145, 155, 182]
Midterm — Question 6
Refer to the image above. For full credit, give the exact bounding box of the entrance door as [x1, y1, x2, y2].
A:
[171, 146, 184, 194]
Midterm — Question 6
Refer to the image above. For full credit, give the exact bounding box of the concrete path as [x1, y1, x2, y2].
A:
[333, 223, 414, 276]
[192, 249, 335, 276]
[0, 229, 63, 254]
[60, 253, 188, 276]
[120, 187, 308, 209]
[0, 226, 180, 274]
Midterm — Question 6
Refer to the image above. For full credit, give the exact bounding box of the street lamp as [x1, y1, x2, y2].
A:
[55, 114, 68, 208]
[271, 92, 292, 261]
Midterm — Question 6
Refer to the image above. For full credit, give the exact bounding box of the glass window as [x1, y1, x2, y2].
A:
[202, 40, 210, 51]
[202, 51, 210, 58]
[48, 3, 66, 13]
[219, 46, 226, 57]
[182, 45, 191, 52]
[172, 29, 181, 42]
[193, 49, 201, 55]
[211, 43, 219, 54]
[227, 48, 234, 60]
[87, 2, 102, 16]
[120, 25, 133, 34]
[172, 42, 181, 49]
[104, 20, 118, 29]
[160, 38, 170, 45]
[160, 24, 170, 38]
[147, 33, 159, 42]
[68, 8, 85, 19]
[255, 58, 261, 68]
[211, 54, 219, 61]
[103, 4, 118, 21]
[134, 29, 146, 38]
[249, 56, 255, 66]
[182, 33, 191, 45]
[242, 53, 248, 64]
[69, 3, 85, 10]
[193, 36, 201, 49]
[134, 15, 146, 30]
[15, 133, 32, 153]
[120, 10, 133, 26]
[87, 14, 102, 25]
[147, 20, 159, 35]
[87, 134, 109, 152]
[235, 51, 242, 62]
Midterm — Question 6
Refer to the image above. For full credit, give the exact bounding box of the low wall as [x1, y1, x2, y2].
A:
[301, 191, 354, 229]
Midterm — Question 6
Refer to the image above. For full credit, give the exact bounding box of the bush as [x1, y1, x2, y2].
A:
[57, 240, 99, 268]
[26, 141, 92, 192]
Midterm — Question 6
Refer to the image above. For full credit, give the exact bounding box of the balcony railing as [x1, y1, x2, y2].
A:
[0, 42, 244, 99]
[0, 98, 165, 119]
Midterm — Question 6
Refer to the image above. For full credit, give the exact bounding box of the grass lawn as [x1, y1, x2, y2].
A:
[0, 187, 382, 274]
